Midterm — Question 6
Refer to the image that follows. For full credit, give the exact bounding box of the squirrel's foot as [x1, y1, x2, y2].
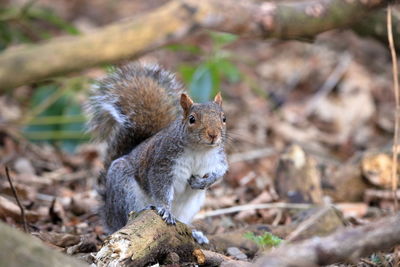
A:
[148, 205, 176, 225]
[192, 230, 209, 244]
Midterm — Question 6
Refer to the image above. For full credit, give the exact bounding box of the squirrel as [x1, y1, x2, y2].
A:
[85, 62, 228, 244]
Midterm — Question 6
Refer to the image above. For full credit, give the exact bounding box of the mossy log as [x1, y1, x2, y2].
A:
[0, 221, 88, 267]
[95, 210, 199, 266]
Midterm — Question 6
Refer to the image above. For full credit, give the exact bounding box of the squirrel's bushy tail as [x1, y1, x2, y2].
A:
[85, 62, 184, 168]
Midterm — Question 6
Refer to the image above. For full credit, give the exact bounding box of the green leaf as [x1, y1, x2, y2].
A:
[165, 44, 202, 54]
[22, 82, 87, 152]
[27, 7, 79, 35]
[210, 31, 238, 47]
[23, 84, 67, 135]
[207, 61, 221, 96]
[244, 232, 283, 248]
[60, 102, 87, 153]
[189, 64, 213, 103]
[0, 22, 12, 50]
[370, 254, 382, 264]
[178, 64, 197, 85]
[216, 59, 241, 83]
[0, 7, 20, 21]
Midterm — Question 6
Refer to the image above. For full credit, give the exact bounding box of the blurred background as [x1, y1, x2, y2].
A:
[0, 0, 399, 264]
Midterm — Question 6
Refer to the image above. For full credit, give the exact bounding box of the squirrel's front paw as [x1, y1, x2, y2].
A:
[188, 175, 207, 190]
[149, 206, 176, 225]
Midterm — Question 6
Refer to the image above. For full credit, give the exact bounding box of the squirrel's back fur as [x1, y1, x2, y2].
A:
[85, 62, 184, 168]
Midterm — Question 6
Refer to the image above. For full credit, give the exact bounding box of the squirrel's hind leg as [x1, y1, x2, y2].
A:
[103, 157, 151, 233]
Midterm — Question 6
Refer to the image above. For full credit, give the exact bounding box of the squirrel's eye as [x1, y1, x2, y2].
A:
[189, 115, 196, 124]
[222, 116, 226, 123]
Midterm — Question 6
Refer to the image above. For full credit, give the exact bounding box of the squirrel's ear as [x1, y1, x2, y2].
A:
[180, 93, 193, 116]
[214, 92, 223, 106]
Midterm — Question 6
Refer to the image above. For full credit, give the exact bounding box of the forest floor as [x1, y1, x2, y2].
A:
[1, 0, 400, 266]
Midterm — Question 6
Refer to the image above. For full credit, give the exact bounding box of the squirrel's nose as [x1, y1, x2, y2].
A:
[207, 131, 218, 141]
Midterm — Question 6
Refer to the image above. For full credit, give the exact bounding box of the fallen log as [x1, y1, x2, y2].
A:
[95, 209, 199, 266]
[0, 221, 88, 267]
[255, 212, 400, 267]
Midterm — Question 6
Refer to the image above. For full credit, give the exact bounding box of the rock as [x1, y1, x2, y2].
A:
[286, 206, 347, 242]
[227, 247, 248, 260]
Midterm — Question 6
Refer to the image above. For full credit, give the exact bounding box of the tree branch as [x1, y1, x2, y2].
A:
[0, 0, 391, 89]
[255, 212, 400, 267]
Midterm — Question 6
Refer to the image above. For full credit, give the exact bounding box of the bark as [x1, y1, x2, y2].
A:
[255, 212, 400, 267]
[0, 0, 391, 89]
[0, 221, 88, 267]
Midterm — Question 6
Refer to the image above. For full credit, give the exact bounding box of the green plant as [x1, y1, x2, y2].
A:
[170, 31, 241, 102]
[0, 2, 79, 50]
[22, 77, 91, 153]
[244, 232, 283, 248]
[0, 2, 86, 152]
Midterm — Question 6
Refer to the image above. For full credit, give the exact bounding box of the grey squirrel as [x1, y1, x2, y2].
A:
[85, 62, 228, 244]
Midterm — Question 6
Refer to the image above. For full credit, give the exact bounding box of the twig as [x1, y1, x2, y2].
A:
[387, 5, 399, 210]
[360, 258, 378, 266]
[5, 167, 28, 232]
[195, 202, 312, 220]
[193, 249, 250, 266]
[229, 148, 277, 163]
[364, 189, 400, 201]
[285, 207, 330, 242]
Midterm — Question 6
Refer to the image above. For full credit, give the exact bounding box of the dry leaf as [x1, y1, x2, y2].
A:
[361, 153, 394, 189]
[0, 195, 39, 222]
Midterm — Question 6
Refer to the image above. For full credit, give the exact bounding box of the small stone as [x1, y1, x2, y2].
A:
[226, 247, 248, 260]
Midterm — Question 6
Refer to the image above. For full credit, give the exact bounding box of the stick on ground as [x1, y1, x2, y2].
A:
[5, 166, 28, 232]
[387, 5, 399, 210]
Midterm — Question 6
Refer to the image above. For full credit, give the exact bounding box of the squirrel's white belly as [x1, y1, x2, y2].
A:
[171, 147, 222, 224]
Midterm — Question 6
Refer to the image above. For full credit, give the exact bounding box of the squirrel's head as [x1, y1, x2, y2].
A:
[180, 92, 226, 148]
